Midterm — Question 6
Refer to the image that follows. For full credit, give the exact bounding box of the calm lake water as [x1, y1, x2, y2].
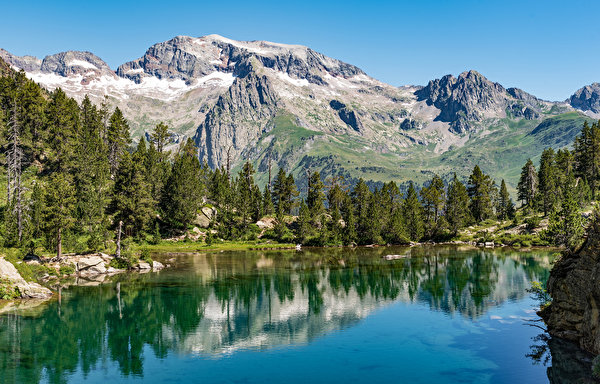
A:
[0, 246, 596, 384]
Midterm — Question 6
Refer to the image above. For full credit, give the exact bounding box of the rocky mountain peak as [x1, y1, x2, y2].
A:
[116, 35, 365, 86]
[40, 51, 116, 79]
[0, 48, 42, 72]
[415, 70, 541, 133]
[568, 82, 600, 114]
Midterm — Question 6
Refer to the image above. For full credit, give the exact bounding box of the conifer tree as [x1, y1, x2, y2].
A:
[445, 173, 470, 235]
[43, 173, 76, 259]
[468, 165, 495, 222]
[497, 179, 515, 220]
[110, 151, 154, 237]
[151, 122, 170, 154]
[538, 148, 558, 216]
[403, 182, 424, 241]
[420, 174, 445, 236]
[106, 107, 131, 176]
[160, 139, 203, 232]
[518, 159, 538, 208]
[307, 171, 325, 218]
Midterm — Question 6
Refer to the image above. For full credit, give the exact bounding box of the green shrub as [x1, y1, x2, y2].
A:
[527, 281, 551, 308]
[140, 248, 152, 263]
[0, 279, 20, 300]
[525, 216, 541, 232]
[59, 265, 75, 275]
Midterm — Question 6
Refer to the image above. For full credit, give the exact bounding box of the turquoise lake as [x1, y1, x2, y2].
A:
[0, 246, 595, 383]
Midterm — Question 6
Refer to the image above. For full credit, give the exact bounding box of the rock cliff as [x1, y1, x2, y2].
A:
[541, 210, 600, 354]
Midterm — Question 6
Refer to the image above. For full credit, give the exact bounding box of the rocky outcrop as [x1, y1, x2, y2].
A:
[0, 48, 42, 72]
[40, 51, 116, 80]
[194, 72, 279, 168]
[0, 258, 52, 299]
[329, 99, 363, 132]
[541, 211, 600, 354]
[415, 70, 543, 133]
[569, 83, 600, 114]
[117, 34, 364, 85]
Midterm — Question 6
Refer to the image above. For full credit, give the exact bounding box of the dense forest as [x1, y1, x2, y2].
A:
[0, 61, 598, 259]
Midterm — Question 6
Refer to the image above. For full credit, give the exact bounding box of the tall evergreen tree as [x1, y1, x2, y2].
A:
[106, 107, 131, 176]
[160, 139, 203, 232]
[402, 182, 424, 241]
[307, 171, 325, 218]
[538, 148, 558, 216]
[518, 159, 538, 208]
[43, 173, 76, 259]
[420, 174, 445, 236]
[497, 179, 515, 220]
[468, 166, 495, 222]
[110, 151, 154, 238]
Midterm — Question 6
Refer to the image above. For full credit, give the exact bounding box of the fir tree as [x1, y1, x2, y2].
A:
[403, 182, 424, 241]
[518, 159, 538, 208]
[497, 179, 515, 220]
[307, 171, 325, 218]
[445, 173, 470, 234]
[468, 165, 495, 222]
[106, 107, 131, 176]
[43, 172, 76, 259]
[160, 139, 203, 232]
[538, 148, 558, 216]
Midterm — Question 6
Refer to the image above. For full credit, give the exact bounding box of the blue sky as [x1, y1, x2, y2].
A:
[0, 0, 597, 101]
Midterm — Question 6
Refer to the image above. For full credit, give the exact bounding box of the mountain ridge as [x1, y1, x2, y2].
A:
[0, 35, 597, 189]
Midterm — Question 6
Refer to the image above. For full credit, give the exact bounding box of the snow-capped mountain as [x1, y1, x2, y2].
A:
[1, 35, 597, 187]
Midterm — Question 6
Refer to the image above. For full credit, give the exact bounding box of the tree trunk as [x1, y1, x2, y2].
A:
[116, 220, 123, 258]
[57, 227, 62, 260]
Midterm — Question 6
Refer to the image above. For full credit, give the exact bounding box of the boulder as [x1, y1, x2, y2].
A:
[0, 258, 52, 299]
[77, 256, 104, 271]
[152, 261, 165, 271]
[137, 262, 152, 270]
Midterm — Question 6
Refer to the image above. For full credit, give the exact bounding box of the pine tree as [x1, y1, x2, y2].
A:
[106, 107, 131, 176]
[110, 152, 154, 238]
[307, 171, 325, 218]
[160, 139, 203, 232]
[296, 200, 312, 243]
[151, 122, 170, 154]
[538, 148, 558, 216]
[468, 165, 495, 222]
[518, 159, 538, 208]
[43, 173, 76, 259]
[420, 174, 445, 236]
[445, 173, 470, 235]
[497, 179, 515, 220]
[545, 188, 585, 250]
[403, 182, 424, 241]
[574, 120, 600, 196]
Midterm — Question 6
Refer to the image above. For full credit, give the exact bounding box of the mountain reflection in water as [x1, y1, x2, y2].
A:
[0, 246, 577, 384]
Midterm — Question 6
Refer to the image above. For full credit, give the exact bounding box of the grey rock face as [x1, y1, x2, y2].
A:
[541, 215, 600, 354]
[0, 48, 41, 71]
[117, 35, 364, 86]
[568, 83, 600, 114]
[329, 99, 363, 132]
[415, 70, 542, 133]
[194, 72, 279, 168]
[40, 51, 116, 81]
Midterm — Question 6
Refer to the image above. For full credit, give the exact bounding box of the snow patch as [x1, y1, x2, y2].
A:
[277, 72, 309, 87]
[26, 69, 234, 102]
[68, 59, 98, 69]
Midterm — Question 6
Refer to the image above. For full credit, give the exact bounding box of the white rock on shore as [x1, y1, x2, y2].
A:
[0, 258, 52, 299]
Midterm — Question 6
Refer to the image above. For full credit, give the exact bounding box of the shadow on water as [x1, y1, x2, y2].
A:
[0, 246, 576, 383]
[527, 333, 599, 383]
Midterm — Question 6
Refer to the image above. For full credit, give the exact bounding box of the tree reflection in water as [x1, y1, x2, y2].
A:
[0, 246, 560, 384]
